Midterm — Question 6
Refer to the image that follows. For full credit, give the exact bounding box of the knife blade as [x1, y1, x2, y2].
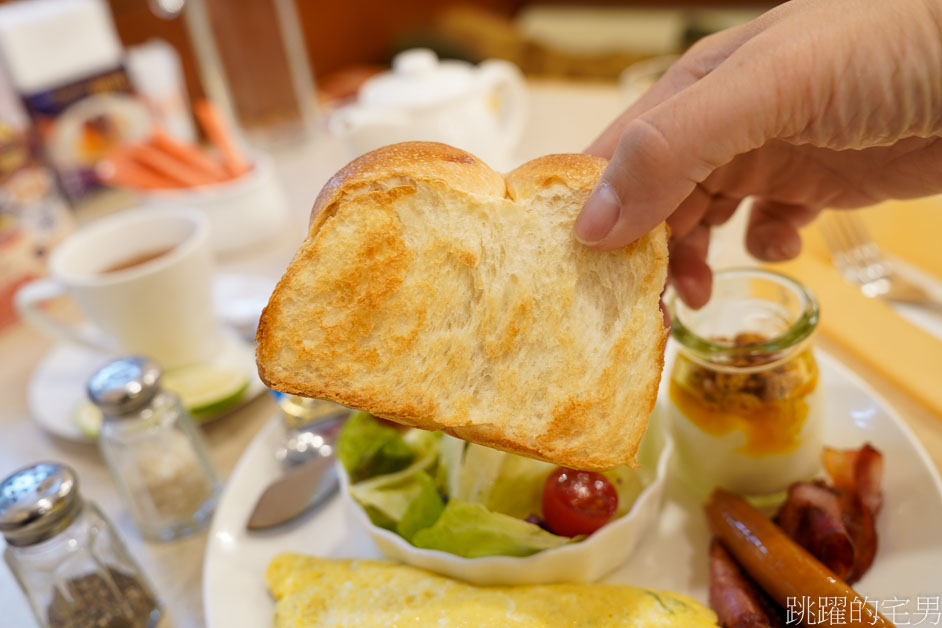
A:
[246, 453, 338, 530]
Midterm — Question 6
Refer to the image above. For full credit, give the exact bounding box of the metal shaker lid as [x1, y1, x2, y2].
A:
[0, 462, 82, 546]
[87, 356, 162, 417]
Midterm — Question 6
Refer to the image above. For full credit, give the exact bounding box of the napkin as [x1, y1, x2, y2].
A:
[772, 197, 942, 417]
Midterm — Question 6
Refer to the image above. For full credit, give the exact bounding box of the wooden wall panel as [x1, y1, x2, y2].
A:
[106, 0, 206, 101]
[0, 0, 780, 106]
[293, 0, 523, 78]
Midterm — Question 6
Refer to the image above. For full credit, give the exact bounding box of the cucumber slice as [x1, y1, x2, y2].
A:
[73, 399, 103, 439]
[163, 364, 249, 421]
[72, 365, 249, 437]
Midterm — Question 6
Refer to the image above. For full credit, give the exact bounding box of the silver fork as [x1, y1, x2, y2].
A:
[818, 212, 942, 311]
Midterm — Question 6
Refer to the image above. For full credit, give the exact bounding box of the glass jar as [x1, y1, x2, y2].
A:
[89, 357, 220, 541]
[666, 268, 822, 497]
[0, 462, 162, 628]
[183, 0, 318, 145]
[271, 392, 348, 466]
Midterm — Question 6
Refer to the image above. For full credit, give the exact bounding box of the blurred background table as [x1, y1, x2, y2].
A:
[1, 78, 941, 627]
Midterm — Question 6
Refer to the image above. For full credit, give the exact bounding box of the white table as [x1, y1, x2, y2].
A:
[3, 79, 941, 627]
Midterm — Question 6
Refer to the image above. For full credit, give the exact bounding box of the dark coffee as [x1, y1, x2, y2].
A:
[100, 247, 174, 273]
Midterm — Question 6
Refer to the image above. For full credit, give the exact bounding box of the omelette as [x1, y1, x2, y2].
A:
[266, 553, 718, 627]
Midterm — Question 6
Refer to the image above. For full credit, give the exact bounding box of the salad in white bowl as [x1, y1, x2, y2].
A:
[336, 410, 672, 584]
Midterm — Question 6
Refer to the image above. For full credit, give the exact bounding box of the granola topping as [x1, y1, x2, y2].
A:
[669, 333, 818, 456]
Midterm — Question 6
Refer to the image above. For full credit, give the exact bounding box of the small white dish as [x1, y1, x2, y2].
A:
[337, 414, 672, 585]
[138, 153, 289, 257]
[202, 349, 942, 628]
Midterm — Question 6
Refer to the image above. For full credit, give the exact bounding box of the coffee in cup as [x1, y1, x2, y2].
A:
[15, 207, 219, 368]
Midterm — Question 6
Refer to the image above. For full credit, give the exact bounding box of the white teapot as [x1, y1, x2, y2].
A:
[328, 49, 527, 170]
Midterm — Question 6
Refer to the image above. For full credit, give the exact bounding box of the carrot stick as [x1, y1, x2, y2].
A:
[98, 147, 181, 190]
[129, 143, 218, 187]
[705, 489, 891, 628]
[149, 126, 231, 182]
[194, 99, 251, 177]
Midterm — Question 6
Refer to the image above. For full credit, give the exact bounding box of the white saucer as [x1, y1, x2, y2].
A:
[27, 272, 275, 443]
[212, 272, 276, 341]
[28, 325, 265, 443]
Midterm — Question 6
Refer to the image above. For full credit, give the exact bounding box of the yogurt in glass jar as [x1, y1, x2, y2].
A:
[666, 268, 822, 498]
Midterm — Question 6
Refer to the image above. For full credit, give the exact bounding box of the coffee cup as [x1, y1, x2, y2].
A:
[15, 207, 219, 368]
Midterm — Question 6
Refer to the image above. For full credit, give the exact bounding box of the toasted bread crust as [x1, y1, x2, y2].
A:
[257, 142, 668, 470]
[309, 141, 506, 230]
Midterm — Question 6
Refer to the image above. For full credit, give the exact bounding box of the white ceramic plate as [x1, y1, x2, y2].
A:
[203, 349, 942, 627]
[27, 273, 274, 442]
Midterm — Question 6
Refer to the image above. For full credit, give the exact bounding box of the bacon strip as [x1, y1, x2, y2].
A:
[709, 540, 785, 628]
[775, 444, 883, 584]
[838, 489, 878, 582]
[775, 482, 855, 581]
[823, 443, 883, 515]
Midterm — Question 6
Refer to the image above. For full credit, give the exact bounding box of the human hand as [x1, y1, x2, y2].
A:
[575, 0, 942, 307]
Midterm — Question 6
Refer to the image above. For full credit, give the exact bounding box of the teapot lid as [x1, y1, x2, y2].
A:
[358, 49, 474, 109]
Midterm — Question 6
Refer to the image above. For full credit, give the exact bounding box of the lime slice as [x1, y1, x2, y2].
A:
[163, 364, 249, 422]
[73, 399, 104, 439]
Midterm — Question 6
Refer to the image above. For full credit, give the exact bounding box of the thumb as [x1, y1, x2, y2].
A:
[575, 44, 779, 249]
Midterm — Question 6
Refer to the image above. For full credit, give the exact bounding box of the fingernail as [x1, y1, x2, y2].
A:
[575, 182, 621, 244]
[766, 237, 801, 260]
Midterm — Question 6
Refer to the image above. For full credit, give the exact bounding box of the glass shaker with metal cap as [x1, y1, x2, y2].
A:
[0, 462, 163, 628]
[89, 356, 220, 541]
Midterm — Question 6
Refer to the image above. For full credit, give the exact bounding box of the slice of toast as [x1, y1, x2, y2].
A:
[256, 142, 667, 470]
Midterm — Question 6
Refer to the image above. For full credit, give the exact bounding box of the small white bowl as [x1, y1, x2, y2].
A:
[138, 153, 289, 256]
[339, 408, 673, 585]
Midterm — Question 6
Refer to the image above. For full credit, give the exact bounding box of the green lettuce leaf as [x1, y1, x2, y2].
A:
[436, 434, 466, 497]
[337, 411, 414, 483]
[436, 438, 553, 519]
[351, 470, 444, 538]
[402, 428, 441, 460]
[395, 472, 444, 541]
[603, 465, 646, 518]
[362, 505, 397, 531]
[452, 443, 506, 504]
[411, 500, 571, 558]
[486, 455, 554, 520]
[348, 428, 440, 524]
[351, 472, 423, 522]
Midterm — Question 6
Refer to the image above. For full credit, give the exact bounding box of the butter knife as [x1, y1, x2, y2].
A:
[246, 453, 338, 530]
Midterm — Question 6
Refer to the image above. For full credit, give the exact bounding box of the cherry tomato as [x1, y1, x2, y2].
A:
[542, 467, 618, 537]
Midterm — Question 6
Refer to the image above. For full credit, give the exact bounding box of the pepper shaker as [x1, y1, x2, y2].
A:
[0, 462, 163, 628]
[89, 357, 221, 541]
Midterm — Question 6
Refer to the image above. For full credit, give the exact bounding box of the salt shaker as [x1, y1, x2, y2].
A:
[0, 462, 163, 628]
[89, 357, 220, 541]
[271, 392, 348, 466]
